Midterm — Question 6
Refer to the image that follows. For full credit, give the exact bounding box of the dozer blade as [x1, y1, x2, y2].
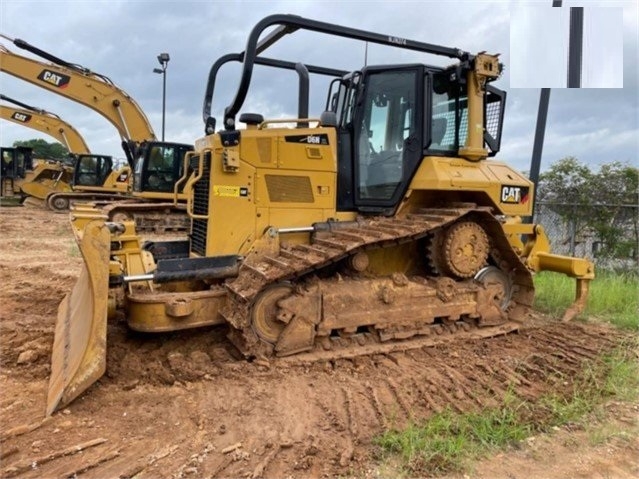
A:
[20, 179, 71, 201]
[47, 220, 111, 415]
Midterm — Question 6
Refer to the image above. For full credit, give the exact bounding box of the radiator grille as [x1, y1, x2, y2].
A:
[265, 175, 314, 203]
[190, 152, 211, 256]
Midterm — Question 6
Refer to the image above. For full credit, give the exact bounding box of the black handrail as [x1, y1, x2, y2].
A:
[202, 52, 347, 134]
[222, 14, 470, 130]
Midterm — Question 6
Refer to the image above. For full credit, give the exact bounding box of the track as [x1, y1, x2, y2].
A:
[223, 205, 534, 358]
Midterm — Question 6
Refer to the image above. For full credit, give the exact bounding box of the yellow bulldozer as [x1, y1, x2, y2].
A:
[47, 14, 594, 415]
[0, 143, 76, 205]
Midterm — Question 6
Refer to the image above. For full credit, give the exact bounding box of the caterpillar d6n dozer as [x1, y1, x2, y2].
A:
[47, 14, 595, 415]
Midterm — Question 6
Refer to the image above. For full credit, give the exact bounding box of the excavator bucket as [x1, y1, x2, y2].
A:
[20, 178, 72, 201]
[46, 220, 111, 416]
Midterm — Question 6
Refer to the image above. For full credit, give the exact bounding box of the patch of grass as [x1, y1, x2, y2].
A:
[587, 422, 634, 446]
[68, 242, 80, 258]
[533, 271, 639, 330]
[55, 223, 71, 235]
[377, 394, 530, 475]
[375, 342, 639, 476]
[600, 340, 639, 401]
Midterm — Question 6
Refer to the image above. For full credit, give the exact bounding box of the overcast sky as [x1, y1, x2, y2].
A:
[510, 6, 624, 88]
[0, 0, 636, 174]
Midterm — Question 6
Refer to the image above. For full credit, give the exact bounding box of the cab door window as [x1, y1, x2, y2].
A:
[145, 145, 176, 192]
[356, 70, 417, 202]
[76, 156, 99, 186]
[75, 155, 112, 186]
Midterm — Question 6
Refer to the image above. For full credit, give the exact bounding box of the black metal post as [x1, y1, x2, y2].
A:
[530, 88, 551, 192]
[568, 7, 584, 88]
[161, 68, 167, 141]
[153, 53, 170, 141]
[528, 0, 561, 222]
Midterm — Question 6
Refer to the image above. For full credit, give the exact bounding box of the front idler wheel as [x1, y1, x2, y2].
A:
[48, 194, 70, 212]
[250, 283, 294, 344]
[474, 265, 513, 311]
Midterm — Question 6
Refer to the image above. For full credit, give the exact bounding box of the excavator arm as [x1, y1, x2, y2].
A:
[0, 94, 90, 154]
[0, 35, 156, 164]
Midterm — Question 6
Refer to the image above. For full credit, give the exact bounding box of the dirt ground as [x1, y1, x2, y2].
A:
[1, 206, 637, 479]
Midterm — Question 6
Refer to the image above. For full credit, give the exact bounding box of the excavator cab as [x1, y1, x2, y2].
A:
[132, 141, 193, 195]
[72, 154, 115, 187]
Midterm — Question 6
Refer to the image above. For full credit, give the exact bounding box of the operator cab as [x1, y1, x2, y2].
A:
[203, 15, 505, 215]
[329, 64, 505, 214]
[72, 154, 115, 187]
[132, 141, 193, 194]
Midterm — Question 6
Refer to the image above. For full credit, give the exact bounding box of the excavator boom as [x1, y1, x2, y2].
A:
[0, 36, 192, 216]
[0, 37, 156, 157]
[1, 94, 90, 154]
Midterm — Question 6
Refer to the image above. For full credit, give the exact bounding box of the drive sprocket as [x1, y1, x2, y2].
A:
[429, 220, 489, 279]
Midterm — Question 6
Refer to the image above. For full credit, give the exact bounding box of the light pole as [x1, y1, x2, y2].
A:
[153, 52, 170, 141]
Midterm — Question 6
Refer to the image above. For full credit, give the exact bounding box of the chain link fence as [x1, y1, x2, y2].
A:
[533, 202, 639, 271]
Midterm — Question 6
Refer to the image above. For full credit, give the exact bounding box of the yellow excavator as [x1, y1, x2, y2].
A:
[47, 15, 594, 415]
[0, 35, 192, 227]
[0, 94, 131, 206]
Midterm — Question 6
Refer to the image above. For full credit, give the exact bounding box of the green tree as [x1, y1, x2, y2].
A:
[12, 138, 69, 160]
[537, 158, 639, 261]
[589, 162, 639, 260]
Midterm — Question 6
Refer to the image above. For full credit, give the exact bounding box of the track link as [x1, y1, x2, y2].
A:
[46, 192, 130, 213]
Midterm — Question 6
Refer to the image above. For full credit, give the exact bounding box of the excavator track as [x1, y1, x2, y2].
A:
[101, 202, 190, 234]
[46, 192, 129, 213]
[222, 205, 535, 361]
[68, 201, 190, 234]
